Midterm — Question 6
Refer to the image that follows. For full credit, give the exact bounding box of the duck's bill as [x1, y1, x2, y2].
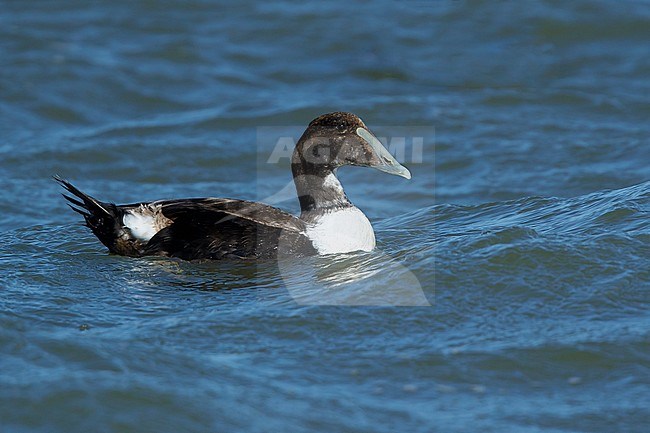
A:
[356, 127, 412, 179]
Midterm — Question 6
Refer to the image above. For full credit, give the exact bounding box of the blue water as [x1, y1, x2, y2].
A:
[1, 1, 649, 432]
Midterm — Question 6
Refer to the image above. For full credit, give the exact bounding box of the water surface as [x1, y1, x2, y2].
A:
[1, 1, 649, 432]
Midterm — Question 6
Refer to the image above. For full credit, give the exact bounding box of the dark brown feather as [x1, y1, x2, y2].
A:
[144, 198, 314, 259]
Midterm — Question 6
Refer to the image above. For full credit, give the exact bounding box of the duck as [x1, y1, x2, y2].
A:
[55, 112, 411, 260]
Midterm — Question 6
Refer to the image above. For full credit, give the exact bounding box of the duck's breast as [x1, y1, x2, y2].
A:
[305, 206, 376, 254]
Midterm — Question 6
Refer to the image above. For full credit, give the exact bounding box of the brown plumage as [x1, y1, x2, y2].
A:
[56, 112, 411, 260]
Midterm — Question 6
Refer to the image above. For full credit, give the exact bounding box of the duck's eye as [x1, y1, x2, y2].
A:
[336, 123, 347, 133]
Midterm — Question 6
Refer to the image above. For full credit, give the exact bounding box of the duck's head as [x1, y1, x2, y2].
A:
[292, 112, 411, 179]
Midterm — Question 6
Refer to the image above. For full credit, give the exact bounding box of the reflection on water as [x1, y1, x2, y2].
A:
[278, 250, 431, 306]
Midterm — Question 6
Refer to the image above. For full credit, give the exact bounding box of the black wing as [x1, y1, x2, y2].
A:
[143, 198, 316, 260]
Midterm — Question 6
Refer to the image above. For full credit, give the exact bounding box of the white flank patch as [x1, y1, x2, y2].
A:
[306, 206, 376, 254]
[123, 210, 158, 242]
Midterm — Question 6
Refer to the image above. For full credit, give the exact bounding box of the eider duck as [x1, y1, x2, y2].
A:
[56, 112, 411, 260]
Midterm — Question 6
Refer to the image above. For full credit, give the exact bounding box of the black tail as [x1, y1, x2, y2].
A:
[53, 176, 124, 252]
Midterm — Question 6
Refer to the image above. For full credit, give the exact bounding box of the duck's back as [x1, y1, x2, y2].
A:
[56, 177, 315, 260]
[143, 198, 316, 260]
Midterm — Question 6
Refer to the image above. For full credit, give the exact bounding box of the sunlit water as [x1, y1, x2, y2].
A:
[1, 1, 649, 432]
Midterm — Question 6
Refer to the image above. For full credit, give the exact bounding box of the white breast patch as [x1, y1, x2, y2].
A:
[305, 206, 376, 255]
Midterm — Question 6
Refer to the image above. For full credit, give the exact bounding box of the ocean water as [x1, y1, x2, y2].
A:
[1, 1, 649, 432]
